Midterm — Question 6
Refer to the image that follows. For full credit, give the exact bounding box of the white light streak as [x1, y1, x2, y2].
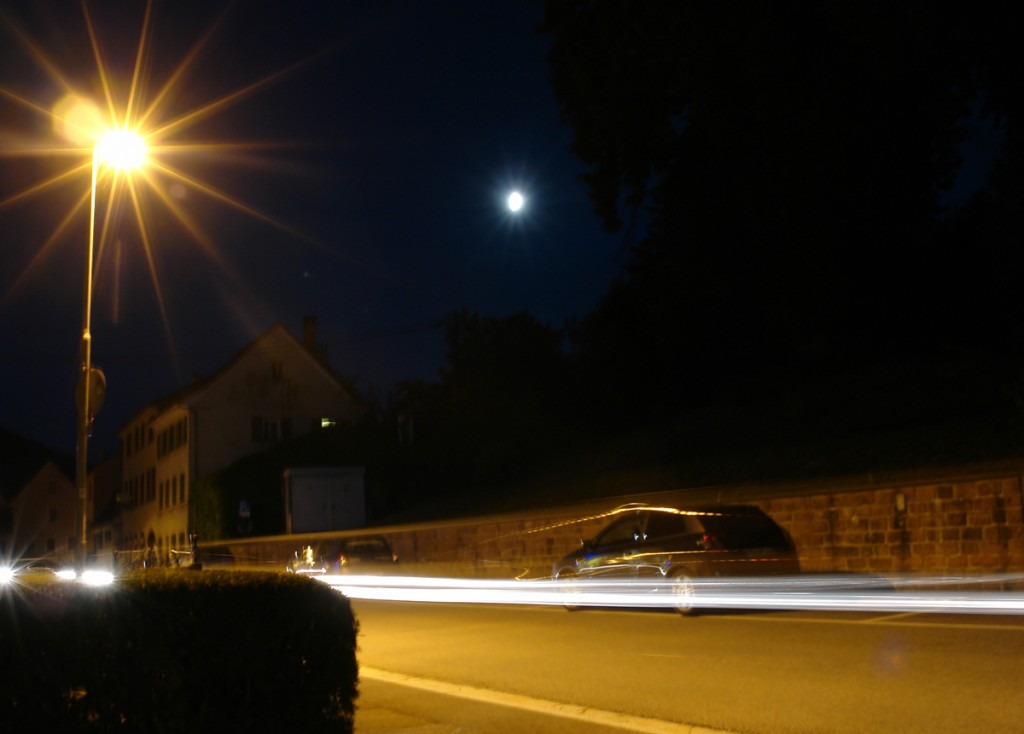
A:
[320, 573, 1024, 615]
[0, 566, 115, 587]
[79, 569, 115, 586]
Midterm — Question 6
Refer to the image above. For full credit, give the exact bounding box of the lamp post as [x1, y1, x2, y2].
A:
[76, 128, 146, 568]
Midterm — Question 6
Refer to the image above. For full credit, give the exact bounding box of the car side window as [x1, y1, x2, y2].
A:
[644, 512, 702, 541]
[594, 515, 640, 547]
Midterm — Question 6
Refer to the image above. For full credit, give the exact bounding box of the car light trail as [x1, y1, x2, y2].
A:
[0, 565, 115, 587]
[320, 573, 1024, 615]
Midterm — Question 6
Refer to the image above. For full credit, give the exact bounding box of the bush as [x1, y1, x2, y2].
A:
[0, 570, 358, 733]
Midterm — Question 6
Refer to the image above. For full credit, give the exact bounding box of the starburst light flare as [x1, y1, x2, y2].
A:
[95, 128, 147, 171]
[1, 0, 333, 566]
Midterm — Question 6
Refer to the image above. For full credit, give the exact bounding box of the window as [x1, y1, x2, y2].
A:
[252, 417, 290, 443]
[644, 512, 702, 540]
[49, 508, 58, 523]
[700, 514, 791, 550]
[157, 417, 188, 458]
[594, 515, 641, 547]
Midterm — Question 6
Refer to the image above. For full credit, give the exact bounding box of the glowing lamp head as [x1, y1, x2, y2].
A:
[95, 128, 147, 171]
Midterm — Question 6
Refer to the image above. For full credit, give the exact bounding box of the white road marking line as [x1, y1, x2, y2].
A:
[359, 666, 730, 734]
[723, 613, 1024, 632]
[859, 612, 921, 623]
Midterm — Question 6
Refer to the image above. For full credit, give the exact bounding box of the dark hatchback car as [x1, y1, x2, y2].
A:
[337, 535, 398, 572]
[553, 504, 799, 614]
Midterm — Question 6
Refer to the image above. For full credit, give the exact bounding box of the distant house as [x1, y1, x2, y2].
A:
[0, 429, 76, 562]
[5, 461, 78, 563]
[117, 318, 363, 564]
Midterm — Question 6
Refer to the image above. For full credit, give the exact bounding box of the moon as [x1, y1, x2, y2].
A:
[507, 190, 525, 212]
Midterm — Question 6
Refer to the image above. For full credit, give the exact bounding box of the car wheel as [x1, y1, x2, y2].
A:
[556, 568, 582, 611]
[670, 570, 698, 616]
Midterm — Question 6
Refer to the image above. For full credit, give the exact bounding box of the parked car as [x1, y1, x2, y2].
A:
[0, 556, 77, 583]
[553, 504, 799, 614]
[337, 535, 398, 572]
[285, 545, 328, 575]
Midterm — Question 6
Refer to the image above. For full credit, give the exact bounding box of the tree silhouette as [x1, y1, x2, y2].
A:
[542, 1, 1024, 424]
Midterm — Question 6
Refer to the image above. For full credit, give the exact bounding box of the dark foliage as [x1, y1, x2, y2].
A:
[541, 1, 1024, 428]
[379, 308, 587, 517]
[0, 570, 358, 733]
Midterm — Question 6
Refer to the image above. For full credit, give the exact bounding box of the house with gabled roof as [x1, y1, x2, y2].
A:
[3, 461, 77, 564]
[1, 428, 76, 563]
[117, 317, 363, 564]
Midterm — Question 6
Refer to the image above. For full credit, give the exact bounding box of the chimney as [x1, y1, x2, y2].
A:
[303, 315, 318, 351]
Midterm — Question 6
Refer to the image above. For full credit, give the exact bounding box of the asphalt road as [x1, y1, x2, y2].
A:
[350, 599, 1024, 734]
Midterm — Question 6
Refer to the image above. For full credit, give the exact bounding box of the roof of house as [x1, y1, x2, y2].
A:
[0, 426, 73, 503]
[118, 322, 364, 435]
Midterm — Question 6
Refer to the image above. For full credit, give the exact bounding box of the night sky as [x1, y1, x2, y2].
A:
[0, 0, 623, 456]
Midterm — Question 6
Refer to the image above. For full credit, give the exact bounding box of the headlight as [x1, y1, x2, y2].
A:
[80, 570, 115, 587]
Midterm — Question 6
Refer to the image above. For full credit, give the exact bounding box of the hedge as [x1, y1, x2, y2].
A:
[0, 570, 358, 733]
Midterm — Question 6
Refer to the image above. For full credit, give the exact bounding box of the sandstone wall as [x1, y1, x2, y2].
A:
[208, 467, 1024, 583]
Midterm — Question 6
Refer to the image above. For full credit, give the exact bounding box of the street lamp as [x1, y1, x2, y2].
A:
[76, 127, 146, 568]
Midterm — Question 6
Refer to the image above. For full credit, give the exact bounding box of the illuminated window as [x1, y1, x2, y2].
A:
[321, 417, 337, 429]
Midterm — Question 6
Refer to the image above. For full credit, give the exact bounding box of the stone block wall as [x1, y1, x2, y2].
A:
[207, 469, 1024, 583]
[761, 477, 1024, 576]
[380, 474, 1024, 579]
